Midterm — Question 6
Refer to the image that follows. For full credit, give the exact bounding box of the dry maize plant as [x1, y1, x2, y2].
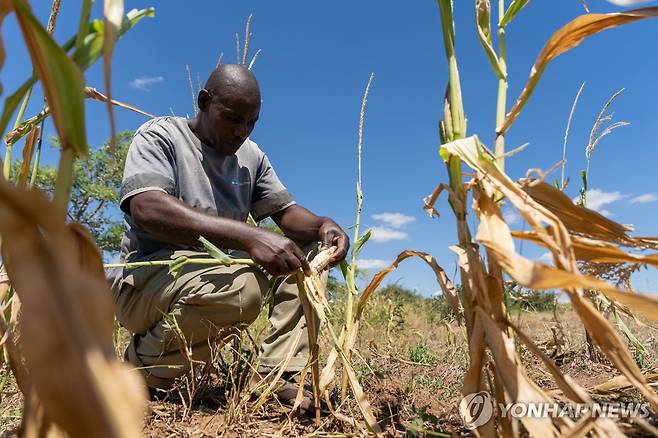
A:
[0, 1, 156, 436]
[424, 1, 658, 436]
[269, 72, 460, 436]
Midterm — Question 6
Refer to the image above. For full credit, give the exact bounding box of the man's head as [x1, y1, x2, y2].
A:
[195, 64, 261, 155]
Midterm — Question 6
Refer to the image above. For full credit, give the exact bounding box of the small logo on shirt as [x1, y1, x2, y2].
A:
[231, 179, 249, 186]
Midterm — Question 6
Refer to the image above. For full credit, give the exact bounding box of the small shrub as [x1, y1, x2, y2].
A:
[405, 405, 441, 437]
[507, 287, 556, 313]
[408, 343, 439, 365]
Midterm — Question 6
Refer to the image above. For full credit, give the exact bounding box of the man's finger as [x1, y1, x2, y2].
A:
[282, 253, 307, 276]
[328, 235, 349, 267]
[272, 257, 289, 277]
[263, 262, 280, 276]
[322, 228, 339, 248]
[336, 234, 348, 254]
[290, 244, 311, 276]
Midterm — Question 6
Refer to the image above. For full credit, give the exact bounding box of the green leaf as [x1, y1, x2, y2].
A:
[578, 169, 588, 207]
[581, 169, 588, 192]
[12, 0, 87, 156]
[75, 0, 93, 52]
[339, 260, 350, 280]
[168, 256, 188, 279]
[342, 259, 356, 294]
[0, 78, 35, 140]
[437, 0, 455, 58]
[72, 8, 154, 71]
[199, 236, 232, 264]
[120, 8, 155, 33]
[1, 7, 153, 142]
[500, 0, 530, 28]
[476, 0, 505, 79]
[476, 0, 492, 42]
[439, 142, 451, 162]
[2, 8, 153, 111]
[352, 228, 371, 260]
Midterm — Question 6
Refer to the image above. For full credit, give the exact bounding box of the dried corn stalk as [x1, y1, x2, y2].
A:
[0, 181, 148, 436]
[439, 135, 658, 436]
[295, 246, 383, 434]
[433, 2, 658, 435]
[498, 6, 658, 136]
[0, 2, 150, 436]
[4, 87, 152, 146]
[314, 249, 460, 434]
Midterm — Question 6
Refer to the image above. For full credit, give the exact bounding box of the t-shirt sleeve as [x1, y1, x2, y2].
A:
[119, 121, 177, 215]
[250, 153, 295, 221]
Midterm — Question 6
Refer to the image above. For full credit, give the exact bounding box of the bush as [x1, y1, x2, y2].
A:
[425, 294, 457, 323]
[507, 287, 556, 312]
[408, 343, 439, 365]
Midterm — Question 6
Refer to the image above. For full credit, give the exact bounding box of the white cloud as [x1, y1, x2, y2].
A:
[502, 208, 521, 225]
[629, 194, 658, 205]
[370, 226, 408, 242]
[537, 252, 553, 264]
[606, 0, 651, 5]
[129, 75, 164, 91]
[372, 212, 415, 228]
[599, 209, 613, 217]
[574, 188, 626, 212]
[357, 259, 390, 270]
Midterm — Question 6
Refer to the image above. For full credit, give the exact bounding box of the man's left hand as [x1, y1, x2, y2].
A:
[318, 219, 349, 267]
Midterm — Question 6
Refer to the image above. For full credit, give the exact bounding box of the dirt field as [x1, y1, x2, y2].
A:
[1, 289, 657, 437]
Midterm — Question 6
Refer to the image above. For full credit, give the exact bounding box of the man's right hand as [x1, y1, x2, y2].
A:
[246, 229, 311, 277]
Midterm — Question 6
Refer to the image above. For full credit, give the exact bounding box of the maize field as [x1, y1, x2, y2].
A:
[2, 0, 658, 436]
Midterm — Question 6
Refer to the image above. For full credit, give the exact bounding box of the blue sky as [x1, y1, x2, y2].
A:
[3, 1, 658, 296]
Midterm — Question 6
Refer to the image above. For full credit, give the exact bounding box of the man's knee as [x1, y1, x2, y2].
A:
[189, 266, 266, 326]
[231, 268, 267, 324]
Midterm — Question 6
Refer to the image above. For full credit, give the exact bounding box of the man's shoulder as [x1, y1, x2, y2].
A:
[131, 117, 194, 155]
[135, 116, 186, 137]
[240, 138, 266, 161]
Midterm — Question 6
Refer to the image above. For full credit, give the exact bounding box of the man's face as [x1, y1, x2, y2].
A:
[204, 91, 260, 155]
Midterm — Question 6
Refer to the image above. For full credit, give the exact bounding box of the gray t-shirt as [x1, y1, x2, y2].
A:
[119, 116, 295, 260]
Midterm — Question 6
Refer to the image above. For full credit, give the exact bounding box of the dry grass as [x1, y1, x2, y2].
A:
[3, 292, 655, 436]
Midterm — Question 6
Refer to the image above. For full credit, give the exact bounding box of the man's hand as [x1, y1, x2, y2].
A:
[246, 229, 311, 276]
[130, 192, 311, 277]
[272, 205, 350, 268]
[318, 219, 349, 267]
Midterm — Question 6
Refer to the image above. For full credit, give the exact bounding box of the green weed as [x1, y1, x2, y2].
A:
[408, 344, 439, 366]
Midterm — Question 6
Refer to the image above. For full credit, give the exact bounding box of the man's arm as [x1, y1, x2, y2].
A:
[271, 204, 349, 267]
[129, 191, 309, 276]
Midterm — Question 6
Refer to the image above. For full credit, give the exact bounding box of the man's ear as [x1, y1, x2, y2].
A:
[197, 89, 212, 112]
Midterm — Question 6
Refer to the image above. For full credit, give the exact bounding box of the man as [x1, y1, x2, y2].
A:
[114, 64, 349, 406]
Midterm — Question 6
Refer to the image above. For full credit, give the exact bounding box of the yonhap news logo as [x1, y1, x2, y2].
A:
[459, 391, 652, 430]
[459, 391, 494, 430]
